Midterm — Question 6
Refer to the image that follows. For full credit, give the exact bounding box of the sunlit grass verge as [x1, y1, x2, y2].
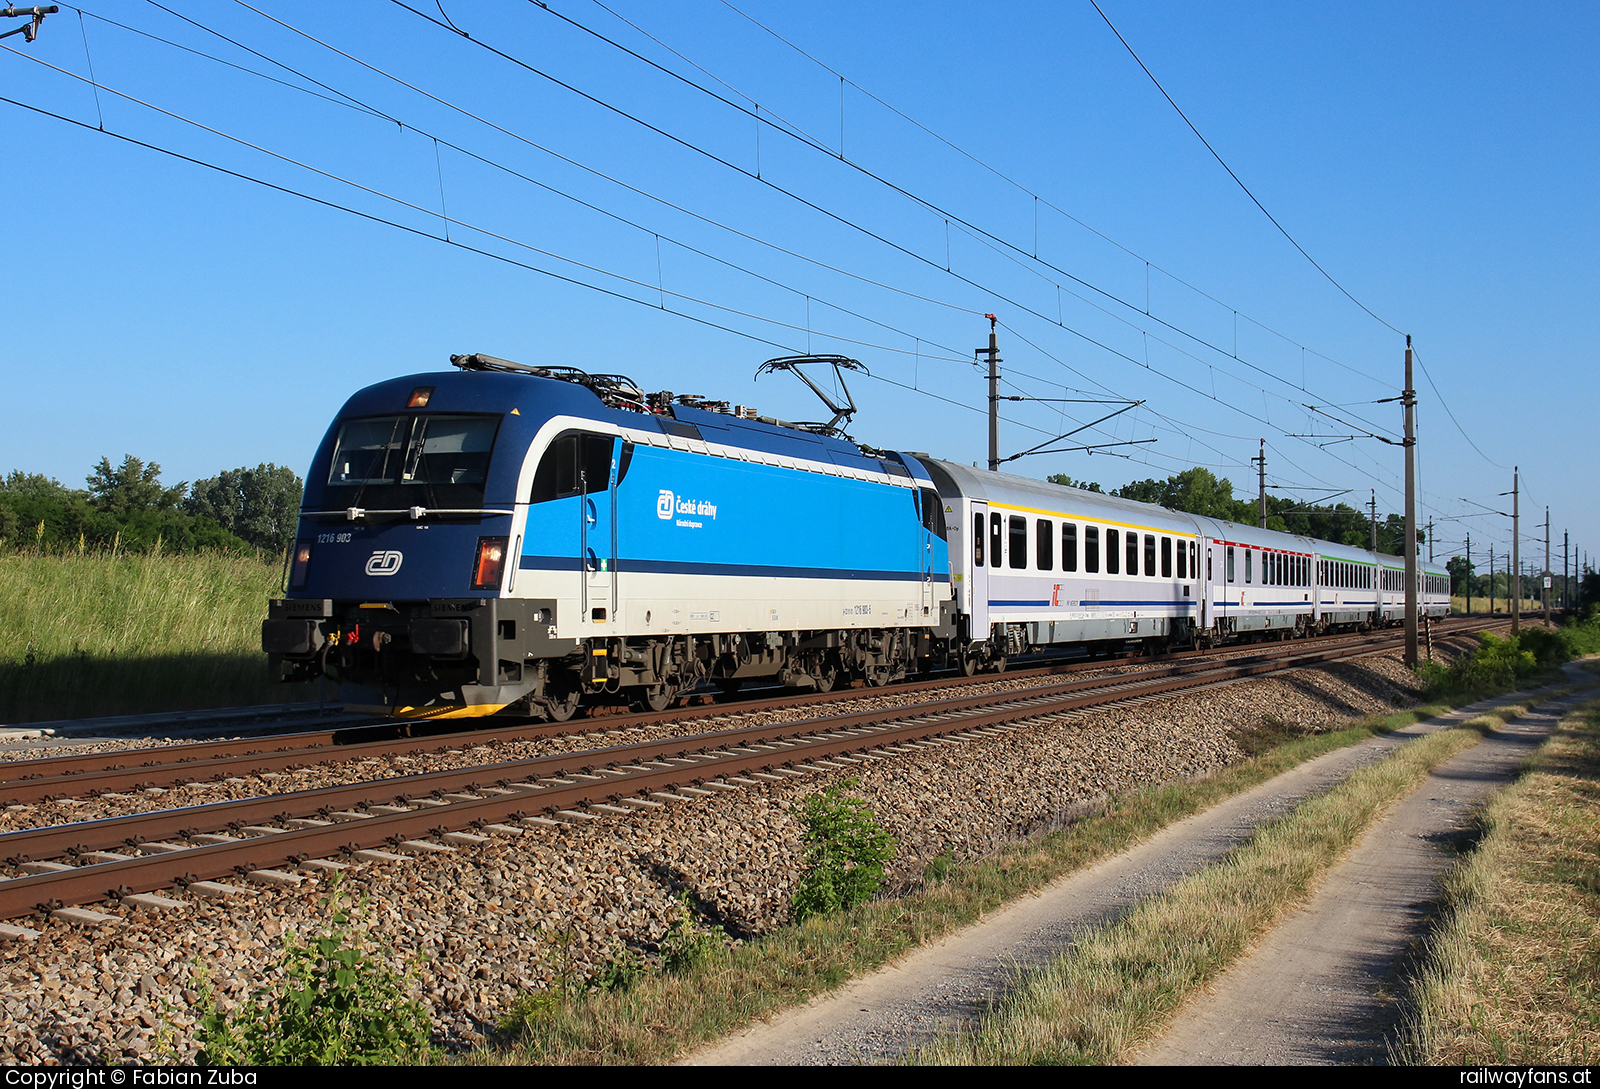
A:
[474, 705, 1464, 1066]
[1392, 699, 1600, 1066]
[907, 718, 1505, 1066]
[0, 549, 326, 722]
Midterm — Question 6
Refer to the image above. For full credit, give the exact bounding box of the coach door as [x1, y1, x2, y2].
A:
[579, 435, 619, 628]
[969, 501, 991, 637]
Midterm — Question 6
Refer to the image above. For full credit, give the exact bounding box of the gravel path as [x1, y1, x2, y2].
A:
[0, 643, 1481, 1063]
[1132, 664, 1599, 1065]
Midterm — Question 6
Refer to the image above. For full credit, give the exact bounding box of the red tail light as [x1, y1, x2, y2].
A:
[289, 540, 313, 590]
[471, 536, 509, 590]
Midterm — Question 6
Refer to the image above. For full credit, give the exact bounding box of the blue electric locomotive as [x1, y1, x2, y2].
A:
[264, 353, 951, 719]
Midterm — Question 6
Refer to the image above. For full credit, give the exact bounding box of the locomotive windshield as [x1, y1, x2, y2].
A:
[324, 413, 502, 514]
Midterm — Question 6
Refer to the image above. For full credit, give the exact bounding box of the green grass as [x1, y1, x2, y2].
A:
[0, 548, 325, 722]
[1392, 699, 1600, 1066]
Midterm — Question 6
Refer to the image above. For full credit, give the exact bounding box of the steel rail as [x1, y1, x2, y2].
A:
[0, 629, 1473, 920]
[0, 619, 1490, 800]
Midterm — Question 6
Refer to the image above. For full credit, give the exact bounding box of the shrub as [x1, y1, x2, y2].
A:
[194, 894, 432, 1066]
[659, 894, 721, 973]
[791, 779, 897, 922]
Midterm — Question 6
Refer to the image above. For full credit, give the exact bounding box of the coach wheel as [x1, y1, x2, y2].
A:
[539, 687, 581, 723]
[959, 650, 981, 677]
[989, 656, 1007, 675]
[632, 686, 673, 713]
[812, 662, 838, 693]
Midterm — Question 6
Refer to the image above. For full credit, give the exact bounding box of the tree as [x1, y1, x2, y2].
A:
[1105, 467, 1242, 520]
[1046, 474, 1103, 493]
[185, 464, 304, 554]
[1446, 555, 1474, 596]
[1, 471, 72, 501]
[86, 455, 186, 516]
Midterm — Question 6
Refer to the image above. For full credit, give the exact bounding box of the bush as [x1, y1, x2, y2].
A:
[195, 893, 432, 1066]
[659, 894, 721, 973]
[1422, 618, 1600, 698]
[791, 779, 896, 922]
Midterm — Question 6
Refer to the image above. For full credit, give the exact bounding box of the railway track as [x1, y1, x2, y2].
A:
[0, 617, 1499, 933]
[0, 617, 1489, 801]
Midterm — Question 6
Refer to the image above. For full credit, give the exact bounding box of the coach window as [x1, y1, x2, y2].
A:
[1245, 549, 1253, 583]
[1037, 518, 1054, 570]
[1161, 536, 1172, 579]
[1191, 541, 1197, 579]
[1144, 534, 1156, 577]
[990, 513, 1003, 568]
[1009, 515, 1028, 569]
[1175, 538, 1185, 579]
[1062, 523, 1078, 572]
[972, 513, 984, 567]
[1126, 531, 1139, 577]
[1106, 529, 1120, 575]
[1084, 526, 1100, 573]
[1226, 546, 1235, 583]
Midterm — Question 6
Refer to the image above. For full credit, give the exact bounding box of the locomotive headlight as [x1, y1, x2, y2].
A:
[471, 536, 510, 591]
[288, 539, 313, 590]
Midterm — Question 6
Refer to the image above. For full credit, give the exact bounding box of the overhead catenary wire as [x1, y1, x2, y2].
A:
[3, 36, 977, 368]
[1086, 0, 1401, 338]
[709, 0, 1392, 388]
[209, 0, 1408, 475]
[0, 82, 1071, 441]
[388, 0, 1402, 431]
[37, 3, 1441, 513]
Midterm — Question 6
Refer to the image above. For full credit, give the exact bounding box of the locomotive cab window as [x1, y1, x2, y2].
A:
[325, 412, 502, 514]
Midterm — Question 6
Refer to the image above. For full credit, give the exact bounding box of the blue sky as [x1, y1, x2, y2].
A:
[2, 1, 1594, 574]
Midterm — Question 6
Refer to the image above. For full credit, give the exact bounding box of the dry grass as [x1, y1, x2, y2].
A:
[474, 706, 1461, 1065]
[908, 718, 1500, 1065]
[0, 548, 324, 722]
[1393, 699, 1600, 1066]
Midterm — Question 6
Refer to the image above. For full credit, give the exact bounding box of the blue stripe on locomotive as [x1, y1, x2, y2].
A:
[520, 442, 947, 582]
